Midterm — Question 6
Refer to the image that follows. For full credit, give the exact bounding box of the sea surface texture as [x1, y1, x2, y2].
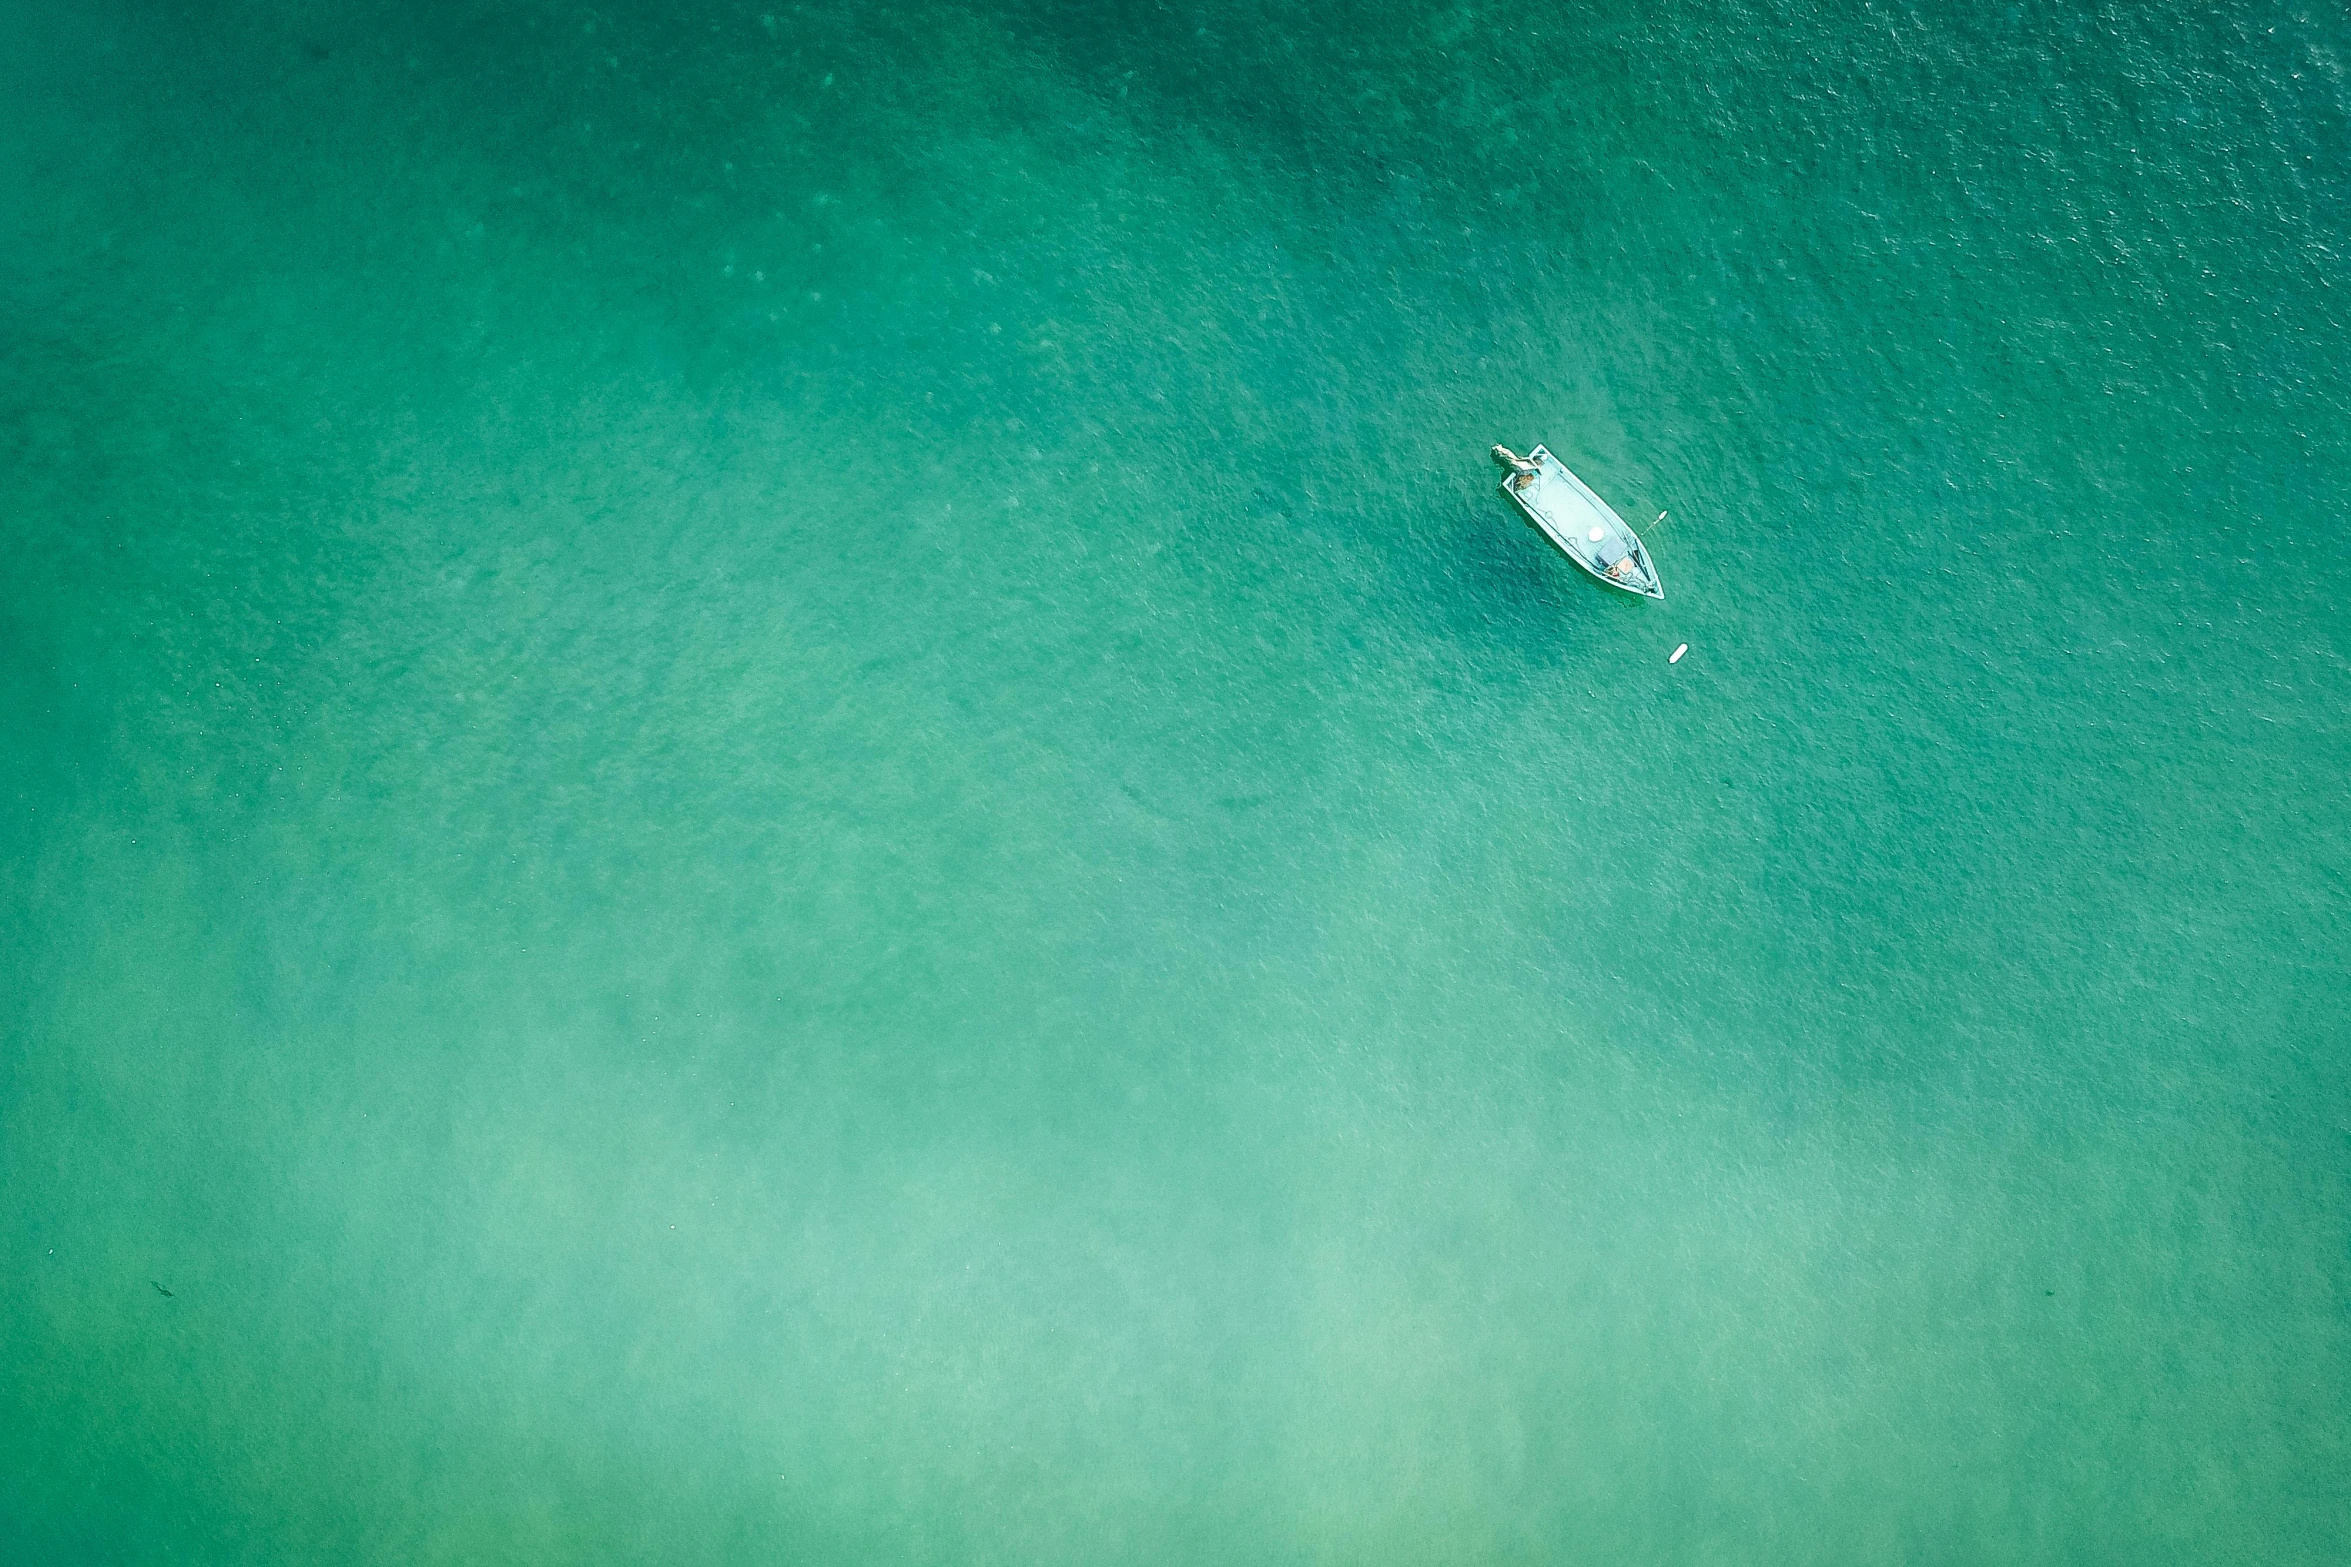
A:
[5, 1, 2347, 1561]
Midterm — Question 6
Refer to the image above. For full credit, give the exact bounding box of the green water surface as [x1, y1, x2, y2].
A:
[5, 1, 2348, 1561]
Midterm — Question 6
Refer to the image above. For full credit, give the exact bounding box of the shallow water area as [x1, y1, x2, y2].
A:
[4, 1, 2348, 1561]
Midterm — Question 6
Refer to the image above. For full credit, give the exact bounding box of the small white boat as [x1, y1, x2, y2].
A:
[1491, 445, 1663, 599]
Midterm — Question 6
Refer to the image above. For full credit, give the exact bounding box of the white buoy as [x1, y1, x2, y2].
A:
[1670, 643, 1688, 664]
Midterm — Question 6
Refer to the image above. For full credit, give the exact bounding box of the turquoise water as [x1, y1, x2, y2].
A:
[5, 0, 2348, 1559]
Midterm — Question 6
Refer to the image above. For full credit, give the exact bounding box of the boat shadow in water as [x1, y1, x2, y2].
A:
[1396, 494, 1647, 673]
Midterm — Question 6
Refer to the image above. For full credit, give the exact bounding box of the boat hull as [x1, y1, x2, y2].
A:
[1498, 446, 1663, 599]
